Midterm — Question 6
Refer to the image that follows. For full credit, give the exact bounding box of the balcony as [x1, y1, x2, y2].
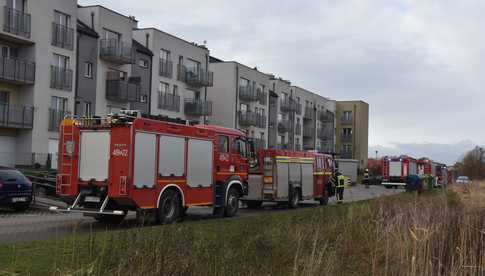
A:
[341, 116, 353, 125]
[239, 85, 258, 102]
[303, 127, 314, 138]
[318, 129, 334, 141]
[106, 79, 141, 103]
[295, 123, 302, 135]
[319, 111, 334, 123]
[0, 56, 35, 85]
[159, 58, 173, 78]
[51, 23, 74, 50]
[184, 98, 212, 116]
[0, 103, 33, 129]
[3, 6, 31, 39]
[258, 89, 267, 105]
[100, 39, 134, 64]
[280, 98, 298, 113]
[50, 66, 73, 91]
[238, 111, 267, 128]
[178, 65, 213, 87]
[48, 108, 70, 132]
[341, 134, 353, 143]
[158, 92, 180, 112]
[277, 119, 291, 133]
[304, 106, 314, 120]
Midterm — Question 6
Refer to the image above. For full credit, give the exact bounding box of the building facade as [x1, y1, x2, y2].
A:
[207, 60, 269, 149]
[133, 28, 213, 124]
[335, 100, 369, 169]
[0, 0, 78, 167]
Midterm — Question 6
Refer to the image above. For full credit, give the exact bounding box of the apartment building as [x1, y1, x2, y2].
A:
[0, 0, 77, 167]
[268, 77, 296, 150]
[133, 28, 213, 124]
[207, 59, 269, 149]
[336, 100, 369, 169]
[78, 5, 147, 116]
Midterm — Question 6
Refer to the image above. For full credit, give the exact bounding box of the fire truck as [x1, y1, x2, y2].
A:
[381, 155, 418, 188]
[242, 150, 334, 208]
[50, 112, 253, 223]
[434, 162, 448, 188]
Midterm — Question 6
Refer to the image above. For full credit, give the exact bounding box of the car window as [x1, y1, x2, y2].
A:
[219, 135, 229, 153]
[0, 170, 28, 182]
[235, 138, 248, 158]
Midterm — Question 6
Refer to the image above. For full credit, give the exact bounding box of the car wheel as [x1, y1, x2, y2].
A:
[157, 189, 181, 224]
[224, 187, 239, 217]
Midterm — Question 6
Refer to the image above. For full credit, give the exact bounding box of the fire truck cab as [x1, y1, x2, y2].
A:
[243, 149, 334, 208]
[51, 112, 251, 223]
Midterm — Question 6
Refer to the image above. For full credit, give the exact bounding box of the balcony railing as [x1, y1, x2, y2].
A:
[341, 149, 353, 159]
[238, 111, 266, 128]
[178, 65, 213, 87]
[3, 6, 31, 38]
[341, 134, 353, 143]
[303, 127, 314, 138]
[0, 56, 35, 84]
[106, 79, 141, 103]
[51, 22, 74, 50]
[304, 106, 314, 120]
[341, 116, 353, 125]
[0, 103, 33, 129]
[50, 66, 73, 91]
[159, 58, 173, 78]
[278, 119, 291, 133]
[319, 111, 334, 123]
[158, 92, 180, 112]
[48, 108, 70, 132]
[239, 85, 259, 102]
[280, 98, 298, 113]
[184, 98, 212, 116]
[251, 138, 266, 150]
[100, 39, 134, 64]
[295, 123, 302, 135]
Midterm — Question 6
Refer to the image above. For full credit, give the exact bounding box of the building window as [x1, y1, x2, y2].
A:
[84, 62, 93, 78]
[173, 85, 178, 95]
[103, 28, 121, 42]
[51, 96, 67, 111]
[54, 10, 71, 27]
[343, 111, 353, 121]
[342, 128, 353, 136]
[240, 103, 248, 112]
[141, 95, 147, 103]
[160, 49, 170, 61]
[53, 53, 70, 69]
[84, 102, 92, 116]
[139, 59, 149, 68]
[239, 78, 249, 88]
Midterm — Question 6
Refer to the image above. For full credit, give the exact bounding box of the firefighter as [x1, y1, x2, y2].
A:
[336, 172, 346, 203]
[363, 169, 370, 189]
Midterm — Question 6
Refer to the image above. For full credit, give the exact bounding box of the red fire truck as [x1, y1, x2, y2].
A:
[50, 112, 253, 223]
[243, 150, 334, 208]
[381, 155, 418, 188]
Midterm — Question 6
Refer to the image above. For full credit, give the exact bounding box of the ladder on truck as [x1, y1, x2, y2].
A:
[57, 119, 75, 196]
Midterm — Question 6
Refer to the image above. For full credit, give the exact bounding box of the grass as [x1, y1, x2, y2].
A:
[0, 184, 484, 275]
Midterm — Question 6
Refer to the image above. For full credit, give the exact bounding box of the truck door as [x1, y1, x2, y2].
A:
[216, 135, 231, 173]
[233, 137, 249, 175]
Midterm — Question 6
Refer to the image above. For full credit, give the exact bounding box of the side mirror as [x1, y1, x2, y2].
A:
[247, 139, 259, 169]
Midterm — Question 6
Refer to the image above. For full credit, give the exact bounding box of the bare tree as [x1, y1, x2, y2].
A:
[457, 146, 485, 180]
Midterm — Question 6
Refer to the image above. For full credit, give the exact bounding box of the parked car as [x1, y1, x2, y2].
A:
[0, 167, 33, 211]
[456, 176, 470, 185]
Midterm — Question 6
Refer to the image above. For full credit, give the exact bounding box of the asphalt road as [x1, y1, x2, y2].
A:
[0, 185, 403, 245]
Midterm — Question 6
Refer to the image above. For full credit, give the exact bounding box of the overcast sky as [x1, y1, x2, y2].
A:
[79, 0, 485, 164]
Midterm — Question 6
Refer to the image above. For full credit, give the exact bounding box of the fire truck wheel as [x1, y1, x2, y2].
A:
[157, 189, 182, 224]
[319, 196, 329, 206]
[224, 187, 239, 217]
[289, 188, 300, 209]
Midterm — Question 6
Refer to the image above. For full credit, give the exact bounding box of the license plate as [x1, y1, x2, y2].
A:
[12, 197, 27, 203]
[84, 196, 101, 203]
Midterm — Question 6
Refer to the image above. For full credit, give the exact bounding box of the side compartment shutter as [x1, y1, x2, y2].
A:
[159, 135, 185, 177]
[276, 162, 289, 199]
[301, 163, 314, 197]
[134, 132, 157, 188]
[187, 139, 213, 188]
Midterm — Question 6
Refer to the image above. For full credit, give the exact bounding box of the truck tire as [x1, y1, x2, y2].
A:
[157, 189, 182, 224]
[246, 201, 263, 209]
[289, 188, 300, 209]
[319, 195, 329, 206]
[224, 187, 239, 217]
